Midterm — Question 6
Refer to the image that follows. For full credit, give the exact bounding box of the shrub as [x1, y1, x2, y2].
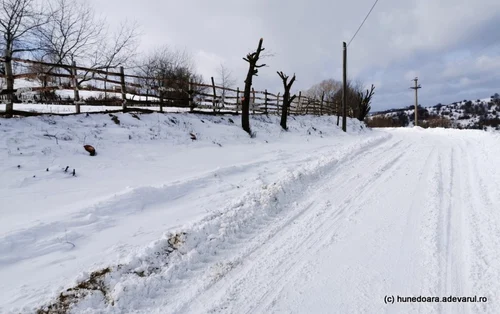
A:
[366, 116, 405, 128]
[425, 117, 452, 128]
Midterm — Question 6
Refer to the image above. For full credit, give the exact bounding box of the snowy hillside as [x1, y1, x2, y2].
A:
[369, 95, 500, 130]
[0, 112, 372, 312]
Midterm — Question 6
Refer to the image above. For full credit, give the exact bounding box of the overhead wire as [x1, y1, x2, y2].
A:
[347, 0, 381, 47]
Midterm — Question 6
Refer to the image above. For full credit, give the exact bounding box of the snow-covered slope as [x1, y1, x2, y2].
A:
[0, 113, 373, 312]
[370, 96, 500, 130]
[3, 112, 500, 314]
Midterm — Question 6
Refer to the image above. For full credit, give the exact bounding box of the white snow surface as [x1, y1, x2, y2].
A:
[0, 103, 190, 114]
[1, 113, 500, 313]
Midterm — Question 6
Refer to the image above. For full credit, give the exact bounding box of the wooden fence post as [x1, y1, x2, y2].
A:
[296, 91, 302, 116]
[320, 92, 324, 116]
[211, 76, 217, 113]
[276, 92, 281, 115]
[252, 87, 256, 114]
[189, 80, 194, 112]
[159, 81, 164, 113]
[120, 66, 127, 112]
[235, 87, 239, 114]
[71, 61, 80, 114]
[264, 89, 268, 115]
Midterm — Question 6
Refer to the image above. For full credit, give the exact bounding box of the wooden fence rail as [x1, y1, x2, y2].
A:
[0, 57, 341, 116]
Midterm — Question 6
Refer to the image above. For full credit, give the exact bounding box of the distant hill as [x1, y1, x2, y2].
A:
[367, 94, 500, 130]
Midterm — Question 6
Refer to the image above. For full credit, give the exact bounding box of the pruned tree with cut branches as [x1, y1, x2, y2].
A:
[357, 84, 375, 121]
[277, 71, 296, 130]
[242, 38, 266, 136]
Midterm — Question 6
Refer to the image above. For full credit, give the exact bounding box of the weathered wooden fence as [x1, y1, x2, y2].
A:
[0, 57, 340, 116]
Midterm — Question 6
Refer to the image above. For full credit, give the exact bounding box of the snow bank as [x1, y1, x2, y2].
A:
[0, 112, 378, 312]
[39, 131, 389, 313]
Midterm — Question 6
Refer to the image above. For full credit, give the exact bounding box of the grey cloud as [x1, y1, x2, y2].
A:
[88, 0, 500, 112]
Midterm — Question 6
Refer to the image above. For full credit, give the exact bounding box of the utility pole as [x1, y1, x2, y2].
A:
[342, 42, 347, 132]
[410, 77, 421, 126]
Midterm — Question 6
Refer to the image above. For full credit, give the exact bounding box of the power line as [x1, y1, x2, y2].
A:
[347, 0, 381, 47]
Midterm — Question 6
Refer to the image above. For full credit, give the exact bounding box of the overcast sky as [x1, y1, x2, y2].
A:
[89, 0, 500, 111]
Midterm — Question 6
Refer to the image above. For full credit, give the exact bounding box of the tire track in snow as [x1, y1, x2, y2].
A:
[463, 137, 500, 313]
[185, 139, 413, 314]
[438, 145, 454, 310]
[249, 150, 411, 314]
[438, 139, 473, 314]
[385, 144, 440, 314]
[166, 136, 405, 313]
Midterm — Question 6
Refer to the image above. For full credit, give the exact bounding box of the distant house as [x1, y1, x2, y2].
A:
[20, 91, 40, 103]
[0, 89, 11, 104]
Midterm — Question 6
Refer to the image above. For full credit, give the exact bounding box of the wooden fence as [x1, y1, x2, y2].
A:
[0, 57, 340, 116]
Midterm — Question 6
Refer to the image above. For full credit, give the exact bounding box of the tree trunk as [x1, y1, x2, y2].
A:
[4, 50, 14, 116]
[280, 89, 289, 130]
[242, 67, 253, 134]
[278, 72, 296, 131]
[242, 38, 265, 136]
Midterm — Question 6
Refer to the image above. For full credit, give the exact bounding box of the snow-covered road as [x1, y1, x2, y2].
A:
[176, 128, 500, 314]
[1, 113, 499, 313]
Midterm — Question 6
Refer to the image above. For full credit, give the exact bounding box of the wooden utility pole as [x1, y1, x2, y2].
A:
[342, 42, 347, 132]
[410, 77, 422, 126]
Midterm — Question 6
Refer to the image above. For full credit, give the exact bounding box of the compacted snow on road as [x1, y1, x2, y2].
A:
[1, 112, 499, 313]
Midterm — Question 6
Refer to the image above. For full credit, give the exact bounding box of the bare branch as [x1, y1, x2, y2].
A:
[38, 0, 105, 71]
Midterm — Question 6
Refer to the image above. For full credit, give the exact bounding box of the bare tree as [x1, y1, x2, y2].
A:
[217, 63, 235, 102]
[38, 0, 104, 81]
[332, 80, 364, 121]
[101, 21, 139, 70]
[1, 0, 46, 115]
[242, 38, 266, 136]
[35, 0, 140, 100]
[306, 78, 341, 116]
[277, 71, 296, 130]
[135, 46, 202, 111]
[306, 79, 341, 101]
[100, 20, 140, 97]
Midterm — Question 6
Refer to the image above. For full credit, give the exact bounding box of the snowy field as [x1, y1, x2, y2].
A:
[1, 112, 500, 313]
